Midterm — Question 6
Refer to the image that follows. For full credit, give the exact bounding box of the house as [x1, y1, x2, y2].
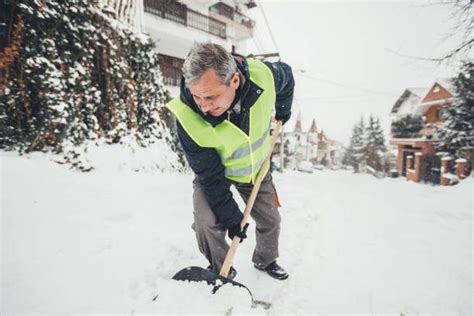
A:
[141, 0, 257, 96]
[273, 113, 342, 170]
[390, 87, 428, 120]
[389, 80, 466, 184]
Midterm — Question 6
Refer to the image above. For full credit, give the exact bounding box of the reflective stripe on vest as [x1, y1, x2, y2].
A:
[223, 124, 270, 162]
[225, 153, 267, 177]
[167, 58, 276, 183]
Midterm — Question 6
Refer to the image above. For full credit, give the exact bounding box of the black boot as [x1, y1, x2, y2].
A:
[254, 261, 289, 280]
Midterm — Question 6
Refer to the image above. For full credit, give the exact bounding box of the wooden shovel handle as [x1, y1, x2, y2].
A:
[219, 120, 283, 278]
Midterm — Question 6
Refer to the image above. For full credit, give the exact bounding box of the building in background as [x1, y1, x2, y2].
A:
[389, 80, 463, 184]
[93, 0, 257, 95]
[389, 87, 429, 121]
[142, 0, 257, 96]
[94, 0, 144, 32]
[274, 112, 342, 170]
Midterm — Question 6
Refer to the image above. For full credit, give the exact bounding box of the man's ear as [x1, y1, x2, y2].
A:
[231, 72, 240, 89]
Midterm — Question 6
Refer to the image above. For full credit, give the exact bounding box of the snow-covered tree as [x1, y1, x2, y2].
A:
[435, 61, 474, 165]
[363, 115, 386, 172]
[0, 0, 185, 169]
[343, 117, 366, 172]
[390, 114, 424, 138]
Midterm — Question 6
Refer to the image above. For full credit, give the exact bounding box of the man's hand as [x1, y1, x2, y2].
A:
[275, 112, 291, 125]
[228, 222, 250, 242]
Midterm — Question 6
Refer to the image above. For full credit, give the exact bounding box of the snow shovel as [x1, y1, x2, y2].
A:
[171, 120, 283, 307]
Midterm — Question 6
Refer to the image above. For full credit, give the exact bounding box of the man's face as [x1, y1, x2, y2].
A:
[189, 69, 240, 117]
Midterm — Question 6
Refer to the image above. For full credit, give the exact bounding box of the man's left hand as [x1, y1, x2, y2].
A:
[228, 223, 250, 242]
[275, 112, 291, 125]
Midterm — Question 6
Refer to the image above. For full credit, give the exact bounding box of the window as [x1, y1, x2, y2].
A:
[439, 107, 450, 121]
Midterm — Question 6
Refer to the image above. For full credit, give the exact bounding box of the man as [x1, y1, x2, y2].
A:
[166, 42, 294, 280]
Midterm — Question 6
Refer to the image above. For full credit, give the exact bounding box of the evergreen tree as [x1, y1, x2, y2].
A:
[363, 115, 386, 171]
[343, 117, 365, 172]
[435, 61, 474, 165]
[391, 114, 424, 138]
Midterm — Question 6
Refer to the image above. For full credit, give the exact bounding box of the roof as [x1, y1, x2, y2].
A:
[391, 88, 427, 115]
[389, 138, 434, 147]
[392, 79, 456, 117]
[436, 78, 456, 95]
[407, 87, 429, 98]
[416, 79, 456, 113]
[294, 111, 302, 133]
[308, 119, 318, 133]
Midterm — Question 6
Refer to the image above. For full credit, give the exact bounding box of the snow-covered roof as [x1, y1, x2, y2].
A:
[391, 88, 428, 115]
[407, 87, 429, 98]
[415, 79, 456, 114]
[392, 79, 457, 118]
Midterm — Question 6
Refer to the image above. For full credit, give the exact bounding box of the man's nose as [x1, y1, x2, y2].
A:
[199, 100, 214, 112]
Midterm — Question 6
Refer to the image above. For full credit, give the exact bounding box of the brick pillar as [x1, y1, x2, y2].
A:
[396, 145, 404, 175]
[413, 152, 422, 182]
[440, 157, 452, 186]
[406, 155, 414, 181]
[455, 158, 467, 179]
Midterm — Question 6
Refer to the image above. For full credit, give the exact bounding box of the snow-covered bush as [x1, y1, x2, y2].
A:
[0, 0, 185, 171]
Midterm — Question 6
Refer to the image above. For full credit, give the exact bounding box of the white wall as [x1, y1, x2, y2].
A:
[143, 13, 231, 59]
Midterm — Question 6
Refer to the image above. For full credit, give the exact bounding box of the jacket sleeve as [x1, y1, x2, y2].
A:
[264, 61, 295, 121]
[176, 121, 243, 229]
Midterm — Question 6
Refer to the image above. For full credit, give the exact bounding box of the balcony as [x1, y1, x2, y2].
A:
[209, 2, 255, 30]
[158, 53, 184, 86]
[144, 0, 227, 39]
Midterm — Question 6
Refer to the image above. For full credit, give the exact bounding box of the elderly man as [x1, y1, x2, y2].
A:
[166, 42, 294, 280]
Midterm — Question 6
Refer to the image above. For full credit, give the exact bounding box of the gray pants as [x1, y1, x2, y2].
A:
[192, 172, 281, 273]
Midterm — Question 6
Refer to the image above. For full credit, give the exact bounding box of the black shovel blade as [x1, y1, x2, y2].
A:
[170, 266, 272, 310]
[172, 266, 252, 295]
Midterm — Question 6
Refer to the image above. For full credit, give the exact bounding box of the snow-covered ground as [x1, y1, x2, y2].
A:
[1, 150, 472, 315]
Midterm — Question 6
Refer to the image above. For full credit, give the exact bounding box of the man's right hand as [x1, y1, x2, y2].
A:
[228, 222, 249, 242]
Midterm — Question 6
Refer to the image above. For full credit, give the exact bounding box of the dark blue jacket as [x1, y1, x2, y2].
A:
[176, 55, 295, 229]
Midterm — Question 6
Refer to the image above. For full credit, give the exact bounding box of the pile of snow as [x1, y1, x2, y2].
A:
[63, 136, 185, 173]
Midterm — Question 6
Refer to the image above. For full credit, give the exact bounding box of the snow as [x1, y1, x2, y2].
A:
[1, 151, 472, 315]
[134, 33, 151, 45]
[51, 101, 68, 112]
[77, 137, 184, 173]
[442, 173, 459, 180]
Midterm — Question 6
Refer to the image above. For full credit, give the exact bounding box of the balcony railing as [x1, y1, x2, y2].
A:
[158, 53, 184, 86]
[209, 2, 255, 30]
[144, 0, 227, 39]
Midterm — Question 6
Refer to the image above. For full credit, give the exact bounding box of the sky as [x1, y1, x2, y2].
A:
[245, 0, 467, 144]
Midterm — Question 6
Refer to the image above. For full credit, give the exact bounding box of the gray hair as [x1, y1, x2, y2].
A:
[182, 42, 237, 87]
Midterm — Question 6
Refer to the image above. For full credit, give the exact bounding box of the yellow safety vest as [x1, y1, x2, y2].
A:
[167, 58, 275, 183]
